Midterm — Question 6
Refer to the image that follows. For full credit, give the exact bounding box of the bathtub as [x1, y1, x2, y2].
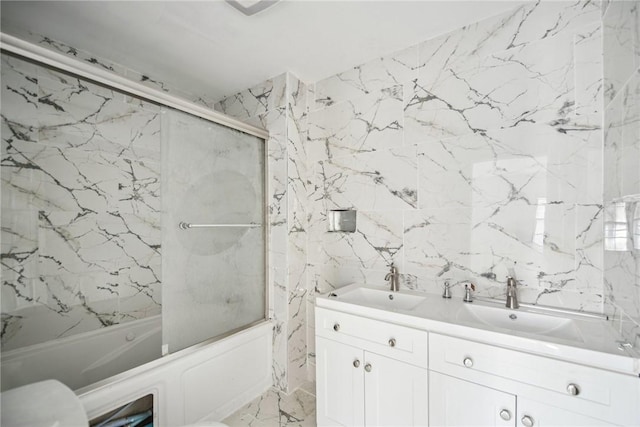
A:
[2, 319, 273, 425]
[1, 316, 162, 392]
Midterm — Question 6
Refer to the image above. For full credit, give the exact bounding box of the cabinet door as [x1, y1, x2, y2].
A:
[429, 371, 516, 427]
[364, 352, 428, 427]
[517, 398, 617, 427]
[316, 337, 365, 427]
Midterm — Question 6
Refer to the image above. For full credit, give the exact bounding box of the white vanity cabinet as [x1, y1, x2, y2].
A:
[429, 333, 637, 426]
[429, 371, 516, 427]
[315, 285, 640, 427]
[315, 307, 428, 427]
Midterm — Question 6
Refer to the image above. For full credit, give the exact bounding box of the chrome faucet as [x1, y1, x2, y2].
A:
[385, 263, 399, 292]
[506, 276, 519, 309]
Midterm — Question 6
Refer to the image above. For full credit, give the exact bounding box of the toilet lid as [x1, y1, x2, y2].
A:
[1, 380, 89, 427]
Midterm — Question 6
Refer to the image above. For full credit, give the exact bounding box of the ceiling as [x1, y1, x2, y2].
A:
[1, 1, 527, 103]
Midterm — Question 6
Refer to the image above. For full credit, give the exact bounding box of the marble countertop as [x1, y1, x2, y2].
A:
[316, 283, 640, 377]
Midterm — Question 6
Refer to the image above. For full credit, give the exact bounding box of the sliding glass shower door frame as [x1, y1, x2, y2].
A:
[1, 32, 271, 354]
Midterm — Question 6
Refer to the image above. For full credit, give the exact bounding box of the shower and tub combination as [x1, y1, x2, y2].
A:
[0, 34, 272, 425]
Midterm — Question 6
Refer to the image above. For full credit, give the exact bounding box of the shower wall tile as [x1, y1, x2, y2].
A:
[1, 54, 162, 350]
[32, 35, 223, 109]
[36, 36, 127, 77]
[215, 74, 287, 122]
[1, 211, 39, 313]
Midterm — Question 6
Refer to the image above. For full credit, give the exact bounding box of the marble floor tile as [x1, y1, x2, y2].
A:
[223, 387, 316, 427]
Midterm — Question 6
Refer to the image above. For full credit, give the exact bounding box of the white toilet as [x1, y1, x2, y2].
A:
[1, 380, 229, 427]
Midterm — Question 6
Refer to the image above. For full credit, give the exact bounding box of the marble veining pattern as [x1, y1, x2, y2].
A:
[307, 1, 607, 313]
[602, 0, 640, 347]
[223, 387, 316, 427]
[1, 54, 162, 350]
[216, 72, 310, 393]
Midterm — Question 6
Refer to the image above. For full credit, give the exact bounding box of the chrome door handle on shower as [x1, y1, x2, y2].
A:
[179, 221, 261, 230]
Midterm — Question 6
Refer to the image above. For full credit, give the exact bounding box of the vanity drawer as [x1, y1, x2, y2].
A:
[316, 307, 427, 368]
[429, 333, 640, 425]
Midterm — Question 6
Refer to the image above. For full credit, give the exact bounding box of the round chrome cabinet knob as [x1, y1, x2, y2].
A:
[364, 363, 372, 372]
[353, 359, 360, 368]
[499, 409, 511, 421]
[333, 323, 340, 332]
[388, 338, 396, 347]
[521, 415, 534, 427]
[463, 357, 473, 368]
[567, 383, 580, 396]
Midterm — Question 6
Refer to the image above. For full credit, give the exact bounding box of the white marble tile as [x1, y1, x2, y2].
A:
[314, 45, 417, 110]
[403, 202, 603, 312]
[604, 71, 640, 201]
[308, 87, 404, 163]
[408, 31, 577, 143]
[574, 204, 605, 305]
[308, 210, 403, 272]
[417, 1, 601, 75]
[1, 52, 164, 349]
[287, 288, 307, 393]
[574, 23, 604, 118]
[603, 0, 640, 106]
[403, 208, 472, 289]
[215, 74, 287, 121]
[37, 36, 126, 78]
[223, 387, 316, 427]
[0, 55, 39, 125]
[313, 145, 417, 211]
[1, 210, 39, 312]
[605, 248, 640, 321]
[417, 124, 601, 211]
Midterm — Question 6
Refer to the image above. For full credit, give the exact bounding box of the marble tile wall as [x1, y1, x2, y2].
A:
[307, 0, 605, 315]
[1, 53, 162, 350]
[602, 0, 640, 347]
[215, 73, 310, 393]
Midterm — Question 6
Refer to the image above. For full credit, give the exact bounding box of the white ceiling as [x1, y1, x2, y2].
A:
[1, 1, 527, 103]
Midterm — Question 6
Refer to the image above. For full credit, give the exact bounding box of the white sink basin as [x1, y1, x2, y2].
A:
[331, 287, 426, 311]
[458, 303, 584, 343]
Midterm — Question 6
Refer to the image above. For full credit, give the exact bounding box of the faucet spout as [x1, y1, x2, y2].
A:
[505, 276, 519, 309]
[385, 263, 399, 292]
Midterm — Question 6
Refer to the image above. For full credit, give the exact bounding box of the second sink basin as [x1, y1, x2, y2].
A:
[458, 302, 584, 343]
[332, 287, 427, 311]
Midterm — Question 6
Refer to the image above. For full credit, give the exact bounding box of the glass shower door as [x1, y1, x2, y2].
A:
[161, 108, 266, 353]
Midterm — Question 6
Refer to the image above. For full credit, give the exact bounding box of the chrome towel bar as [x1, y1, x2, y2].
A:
[178, 222, 261, 230]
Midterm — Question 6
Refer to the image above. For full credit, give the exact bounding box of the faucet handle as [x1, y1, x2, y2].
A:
[507, 276, 516, 287]
[463, 283, 475, 303]
[442, 281, 452, 299]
